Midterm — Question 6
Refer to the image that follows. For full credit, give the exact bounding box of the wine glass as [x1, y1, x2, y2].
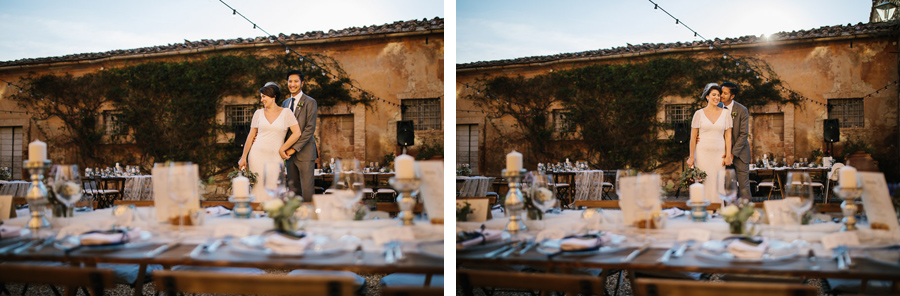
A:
[717, 168, 738, 206]
[784, 171, 814, 242]
[615, 169, 636, 199]
[633, 173, 660, 243]
[334, 159, 365, 217]
[262, 161, 288, 201]
[168, 162, 196, 237]
[53, 165, 82, 222]
[530, 171, 557, 230]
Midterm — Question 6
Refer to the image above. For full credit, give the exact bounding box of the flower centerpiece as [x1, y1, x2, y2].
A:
[678, 166, 707, 189]
[263, 197, 302, 234]
[456, 201, 473, 222]
[720, 198, 758, 236]
[0, 167, 10, 181]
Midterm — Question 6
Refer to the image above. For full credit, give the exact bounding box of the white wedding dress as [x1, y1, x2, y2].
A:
[248, 108, 298, 201]
[691, 108, 732, 205]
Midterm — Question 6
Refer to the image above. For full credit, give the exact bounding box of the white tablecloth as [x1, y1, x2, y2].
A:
[573, 170, 607, 202]
[0, 181, 31, 197]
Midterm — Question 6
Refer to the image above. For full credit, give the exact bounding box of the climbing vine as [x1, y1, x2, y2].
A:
[466, 56, 801, 173]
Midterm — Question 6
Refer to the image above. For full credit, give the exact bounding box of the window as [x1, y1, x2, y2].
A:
[827, 98, 864, 128]
[103, 111, 127, 135]
[457, 124, 479, 175]
[0, 127, 23, 179]
[666, 104, 692, 124]
[226, 105, 256, 126]
[401, 98, 441, 131]
[552, 109, 573, 133]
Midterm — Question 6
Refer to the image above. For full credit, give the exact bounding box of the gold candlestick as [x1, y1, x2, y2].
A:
[24, 160, 52, 230]
[503, 169, 528, 234]
[389, 177, 421, 226]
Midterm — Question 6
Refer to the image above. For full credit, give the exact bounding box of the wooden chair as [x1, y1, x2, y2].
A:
[786, 168, 825, 201]
[457, 269, 604, 296]
[754, 168, 783, 200]
[0, 264, 115, 296]
[633, 278, 816, 296]
[381, 286, 444, 296]
[152, 269, 357, 296]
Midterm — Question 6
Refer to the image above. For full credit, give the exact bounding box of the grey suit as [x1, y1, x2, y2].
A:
[282, 93, 318, 201]
[730, 101, 751, 199]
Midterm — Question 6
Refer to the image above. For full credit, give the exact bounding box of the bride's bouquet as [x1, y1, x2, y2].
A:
[678, 166, 707, 188]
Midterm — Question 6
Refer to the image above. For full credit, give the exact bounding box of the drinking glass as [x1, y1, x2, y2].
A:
[53, 165, 82, 222]
[530, 171, 557, 230]
[262, 161, 288, 200]
[784, 171, 813, 242]
[633, 173, 661, 242]
[615, 169, 636, 198]
[168, 163, 196, 237]
[717, 168, 738, 205]
[334, 159, 365, 215]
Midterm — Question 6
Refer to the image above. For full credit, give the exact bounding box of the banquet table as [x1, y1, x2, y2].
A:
[0, 207, 443, 296]
[457, 210, 900, 295]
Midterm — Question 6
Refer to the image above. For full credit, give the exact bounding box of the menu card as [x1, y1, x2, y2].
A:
[618, 175, 662, 226]
[0, 195, 11, 221]
[416, 161, 444, 223]
[152, 164, 201, 223]
[859, 172, 900, 239]
[763, 200, 795, 226]
[312, 194, 349, 221]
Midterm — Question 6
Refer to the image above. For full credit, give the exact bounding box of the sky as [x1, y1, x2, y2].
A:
[0, 0, 444, 62]
[458, 0, 872, 64]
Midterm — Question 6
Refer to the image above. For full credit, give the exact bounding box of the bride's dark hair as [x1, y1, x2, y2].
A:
[259, 83, 281, 101]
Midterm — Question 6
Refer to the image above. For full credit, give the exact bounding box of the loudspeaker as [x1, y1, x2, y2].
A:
[233, 124, 251, 148]
[397, 120, 415, 146]
[673, 122, 690, 144]
[824, 119, 840, 143]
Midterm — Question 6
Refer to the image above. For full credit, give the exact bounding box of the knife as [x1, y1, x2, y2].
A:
[146, 241, 181, 257]
[673, 240, 694, 258]
[657, 246, 676, 263]
[0, 240, 28, 254]
[188, 243, 206, 258]
[518, 241, 537, 255]
[622, 242, 651, 263]
[484, 245, 513, 258]
[12, 240, 40, 254]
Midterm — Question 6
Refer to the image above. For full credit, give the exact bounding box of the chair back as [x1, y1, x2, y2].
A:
[152, 269, 356, 296]
[633, 278, 816, 296]
[381, 286, 444, 296]
[0, 264, 115, 296]
[457, 269, 603, 296]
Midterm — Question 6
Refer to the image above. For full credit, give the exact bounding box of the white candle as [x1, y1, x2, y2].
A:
[506, 150, 523, 172]
[232, 175, 250, 198]
[395, 154, 415, 178]
[689, 182, 705, 203]
[28, 140, 46, 162]
[840, 166, 858, 188]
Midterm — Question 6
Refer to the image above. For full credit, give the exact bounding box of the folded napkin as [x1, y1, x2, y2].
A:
[264, 233, 312, 255]
[79, 230, 133, 246]
[0, 225, 21, 239]
[457, 229, 503, 248]
[727, 238, 768, 259]
[662, 208, 685, 218]
[205, 205, 231, 216]
[560, 236, 601, 251]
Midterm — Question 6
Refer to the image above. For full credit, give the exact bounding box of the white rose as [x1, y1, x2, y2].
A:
[721, 205, 739, 217]
[536, 187, 554, 202]
[263, 199, 284, 211]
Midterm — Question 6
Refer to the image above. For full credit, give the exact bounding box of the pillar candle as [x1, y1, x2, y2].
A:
[506, 150, 523, 172]
[840, 166, 858, 188]
[689, 182, 705, 203]
[395, 154, 415, 178]
[232, 175, 250, 198]
[28, 140, 46, 162]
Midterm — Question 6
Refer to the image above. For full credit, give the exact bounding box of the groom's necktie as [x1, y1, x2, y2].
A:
[289, 97, 295, 111]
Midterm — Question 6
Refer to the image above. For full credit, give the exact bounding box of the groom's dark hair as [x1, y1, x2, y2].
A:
[721, 81, 739, 96]
[286, 69, 305, 82]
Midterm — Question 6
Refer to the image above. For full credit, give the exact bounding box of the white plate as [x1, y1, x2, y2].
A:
[536, 234, 628, 257]
[456, 232, 511, 252]
[55, 230, 154, 251]
[696, 238, 797, 262]
[228, 234, 347, 257]
[417, 240, 443, 259]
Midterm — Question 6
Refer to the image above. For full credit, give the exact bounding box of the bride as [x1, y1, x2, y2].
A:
[238, 83, 301, 201]
[686, 83, 733, 205]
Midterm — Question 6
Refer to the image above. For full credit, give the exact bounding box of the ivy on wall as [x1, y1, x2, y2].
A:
[466, 57, 801, 173]
[10, 53, 373, 178]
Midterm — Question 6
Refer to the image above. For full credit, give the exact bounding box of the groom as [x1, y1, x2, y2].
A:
[720, 81, 751, 200]
[283, 70, 318, 202]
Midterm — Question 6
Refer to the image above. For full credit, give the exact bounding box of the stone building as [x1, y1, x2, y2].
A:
[457, 20, 899, 179]
[0, 18, 444, 180]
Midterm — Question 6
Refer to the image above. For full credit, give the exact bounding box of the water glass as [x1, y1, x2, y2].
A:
[615, 169, 636, 198]
[334, 159, 365, 211]
[53, 165, 83, 222]
[784, 171, 813, 241]
[530, 171, 556, 230]
[717, 168, 738, 205]
[263, 161, 288, 200]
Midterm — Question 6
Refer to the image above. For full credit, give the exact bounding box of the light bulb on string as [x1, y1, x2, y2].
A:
[253, 24, 256, 29]
[654, 3, 658, 9]
[285, 47, 290, 54]
[675, 19, 679, 26]
[723, 53, 727, 59]
[232, 9, 237, 17]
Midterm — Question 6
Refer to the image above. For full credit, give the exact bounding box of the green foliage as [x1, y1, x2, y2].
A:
[415, 139, 444, 160]
[467, 57, 801, 172]
[840, 135, 874, 161]
[10, 53, 372, 179]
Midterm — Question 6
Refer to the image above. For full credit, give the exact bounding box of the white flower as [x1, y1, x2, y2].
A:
[721, 205, 739, 217]
[535, 187, 554, 202]
[263, 199, 284, 212]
